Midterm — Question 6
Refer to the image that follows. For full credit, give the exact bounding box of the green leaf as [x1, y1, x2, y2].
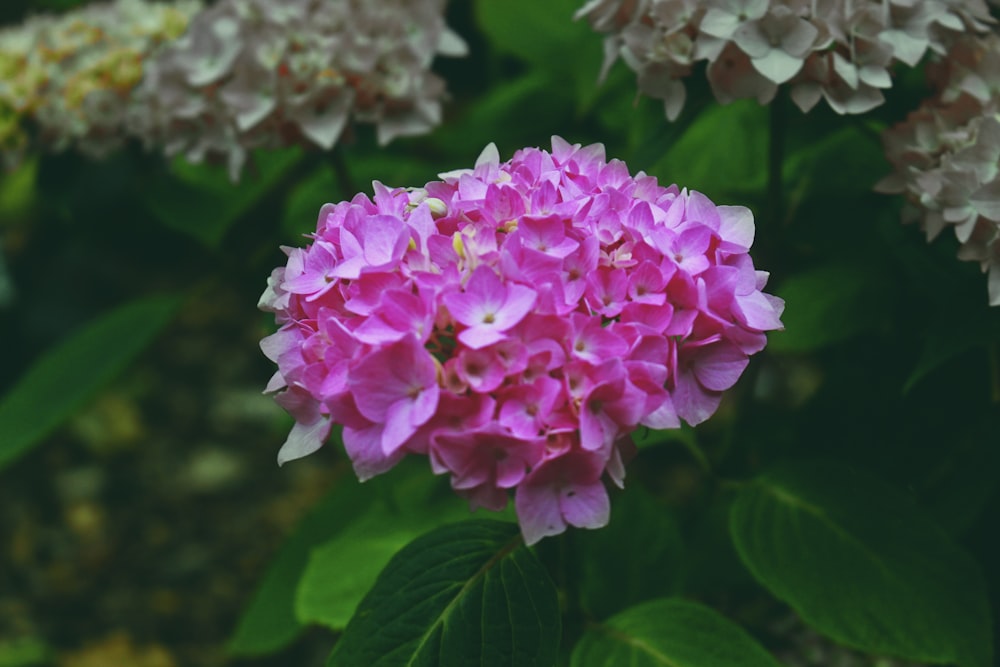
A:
[647, 99, 768, 200]
[327, 520, 560, 667]
[0, 294, 180, 470]
[571, 598, 782, 667]
[730, 460, 993, 667]
[903, 305, 1000, 394]
[576, 486, 684, 620]
[768, 263, 890, 352]
[141, 148, 302, 247]
[475, 0, 597, 68]
[474, 0, 603, 107]
[783, 124, 885, 200]
[295, 479, 475, 630]
[227, 466, 378, 656]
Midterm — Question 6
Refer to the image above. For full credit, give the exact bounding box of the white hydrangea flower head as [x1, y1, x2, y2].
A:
[577, 0, 995, 119]
[0, 0, 201, 168]
[878, 34, 1000, 306]
[129, 0, 467, 180]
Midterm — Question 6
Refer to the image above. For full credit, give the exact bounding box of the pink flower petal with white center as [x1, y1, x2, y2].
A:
[499, 376, 563, 438]
[691, 342, 749, 392]
[515, 451, 609, 545]
[444, 265, 506, 326]
[276, 415, 331, 466]
[343, 421, 406, 482]
[569, 313, 629, 364]
[585, 268, 628, 317]
[456, 347, 506, 394]
[671, 226, 713, 275]
[349, 336, 440, 446]
[447, 266, 538, 349]
[281, 241, 340, 298]
[627, 261, 669, 304]
[518, 215, 579, 258]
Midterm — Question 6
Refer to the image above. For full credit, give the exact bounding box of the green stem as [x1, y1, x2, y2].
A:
[329, 144, 356, 198]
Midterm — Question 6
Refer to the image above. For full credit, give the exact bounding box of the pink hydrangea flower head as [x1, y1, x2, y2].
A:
[260, 137, 784, 544]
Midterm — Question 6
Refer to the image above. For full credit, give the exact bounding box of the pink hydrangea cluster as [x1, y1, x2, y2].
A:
[259, 138, 783, 544]
[577, 0, 993, 120]
[877, 33, 1000, 306]
[129, 0, 466, 180]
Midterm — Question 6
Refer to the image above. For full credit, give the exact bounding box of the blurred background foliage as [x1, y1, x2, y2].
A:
[0, 0, 998, 666]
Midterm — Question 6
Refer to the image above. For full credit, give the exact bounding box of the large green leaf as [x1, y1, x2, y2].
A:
[730, 460, 993, 667]
[295, 477, 476, 630]
[327, 520, 560, 667]
[0, 294, 180, 470]
[783, 123, 885, 200]
[768, 263, 891, 352]
[227, 465, 377, 656]
[571, 598, 782, 667]
[474, 0, 604, 108]
[647, 99, 768, 200]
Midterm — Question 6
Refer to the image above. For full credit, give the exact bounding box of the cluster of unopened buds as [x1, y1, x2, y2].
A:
[878, 33, 1000, 306]
[577, 0, 994, 119]
[259, 138, 784, 544]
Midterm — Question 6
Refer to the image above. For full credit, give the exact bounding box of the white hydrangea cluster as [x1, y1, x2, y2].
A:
[0, 0, 200, 168]
[577, 0, 994, 120]
[128, 0, 467, 180]
[878, 33, 1000, 306]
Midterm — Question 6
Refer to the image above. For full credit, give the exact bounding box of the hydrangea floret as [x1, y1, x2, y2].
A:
[878, 33, 1000, 306]
[259, 138, 784, 544]
[577, 0, 994, 120]
[0, 0, 200, 169]
[129, 0, 467, 180]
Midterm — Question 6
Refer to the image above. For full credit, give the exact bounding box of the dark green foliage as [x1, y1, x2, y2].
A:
[572, 598, 783, 667]
[327, 520, 560, 667]
[731, 460, 993, 667]
[0, 294, 180, 469]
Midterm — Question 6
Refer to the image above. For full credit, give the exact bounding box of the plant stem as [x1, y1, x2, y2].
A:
[329, 144, 356, 198]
